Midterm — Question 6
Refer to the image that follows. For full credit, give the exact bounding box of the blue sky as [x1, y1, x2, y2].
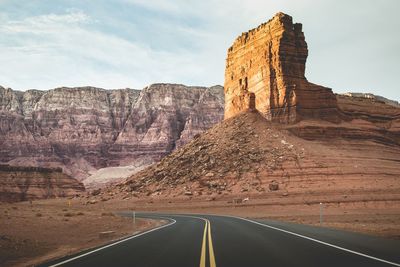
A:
[0, 0, 399, 101]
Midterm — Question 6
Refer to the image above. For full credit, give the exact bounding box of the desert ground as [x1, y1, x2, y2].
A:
[1, 183, 399, 267]
[0, 198, 165, 267]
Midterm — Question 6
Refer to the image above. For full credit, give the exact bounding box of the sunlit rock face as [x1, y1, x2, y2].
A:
[0, 84, 224, 182]
[224, 12, 340, 123]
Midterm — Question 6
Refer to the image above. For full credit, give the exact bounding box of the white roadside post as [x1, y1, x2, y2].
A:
[320, 202, 323, 225]
[133, 211, 136, 228]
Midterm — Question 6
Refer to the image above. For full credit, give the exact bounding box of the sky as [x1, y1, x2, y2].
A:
[0, 0, 399, 101]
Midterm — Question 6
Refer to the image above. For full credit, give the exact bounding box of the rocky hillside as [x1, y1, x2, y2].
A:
[113, 111, 304, 199]
[0, 84, 224, 185]
[0, 165, 84, 202]
[99, 13, 400, 205]
[104, 108, 399, 201]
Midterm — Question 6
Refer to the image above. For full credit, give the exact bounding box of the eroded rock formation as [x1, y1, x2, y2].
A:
[0, 84, 224, 184]
[0, 165, 84, 202]
[224, 12, 339, 123]
[108, 84, 224, 166]
[107, 109, 400, 202]
[100, 12, 400, 206]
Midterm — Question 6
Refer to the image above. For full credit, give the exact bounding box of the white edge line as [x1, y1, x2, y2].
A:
[232, 216, 400, 267]
[48, 217, 176, 267]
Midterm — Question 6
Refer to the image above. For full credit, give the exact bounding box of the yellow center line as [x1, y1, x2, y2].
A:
[199, 218, 217, 267]
[207, 219, 216, 267]
[199, 220, 208, 267]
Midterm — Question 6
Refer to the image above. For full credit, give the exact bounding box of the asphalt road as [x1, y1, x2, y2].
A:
[41, 213, 400, 267]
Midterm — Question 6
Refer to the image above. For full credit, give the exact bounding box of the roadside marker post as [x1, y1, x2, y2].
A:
[133, 211, 136, 227]
[320, 202, 323, 225]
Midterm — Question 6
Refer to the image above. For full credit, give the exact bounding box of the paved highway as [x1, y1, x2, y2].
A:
[41, 213, 400, 267]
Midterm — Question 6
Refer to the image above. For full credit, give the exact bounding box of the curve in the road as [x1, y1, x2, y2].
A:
[41, 213, 400, 267]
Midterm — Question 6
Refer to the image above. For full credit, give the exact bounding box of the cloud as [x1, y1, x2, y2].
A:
[1, 10, 90, 34]
[0, 9, 208, 90]
[0, 0, 398, 102]
[121, 0, 183, 13]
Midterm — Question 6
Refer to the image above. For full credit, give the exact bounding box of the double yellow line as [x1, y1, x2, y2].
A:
[199, 219, 216, 267]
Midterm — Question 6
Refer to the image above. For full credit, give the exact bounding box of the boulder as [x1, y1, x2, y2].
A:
[269, 180, 279, 191]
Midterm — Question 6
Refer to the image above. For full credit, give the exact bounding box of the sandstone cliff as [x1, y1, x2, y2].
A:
[222, 12, 400, 145]
[283, 94, 400, 147]
[108, 84, 224, 166]
[106, 109, 400, 203]
[224, 12, 339, 123]
[0, 165, 84, 202]
[0, 84, 224, 186]
[99, 13, 400, 208]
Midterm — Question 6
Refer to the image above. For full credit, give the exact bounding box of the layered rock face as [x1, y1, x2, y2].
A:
[224, 12, 339, 123]
[0, 165, 84, 202]
[0, 86, 140, 180]
[108, 84, 224, 166]
[107, 110, 400, 203]
[0, 84, 224, 185]
[99, 13, 400, 208]
[286, 93, 400, 146]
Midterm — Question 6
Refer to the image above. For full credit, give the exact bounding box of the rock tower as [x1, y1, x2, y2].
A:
[224, 12, 340, 123]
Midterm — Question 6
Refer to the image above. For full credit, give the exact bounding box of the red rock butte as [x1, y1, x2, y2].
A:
[224, 12, 340, 123]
